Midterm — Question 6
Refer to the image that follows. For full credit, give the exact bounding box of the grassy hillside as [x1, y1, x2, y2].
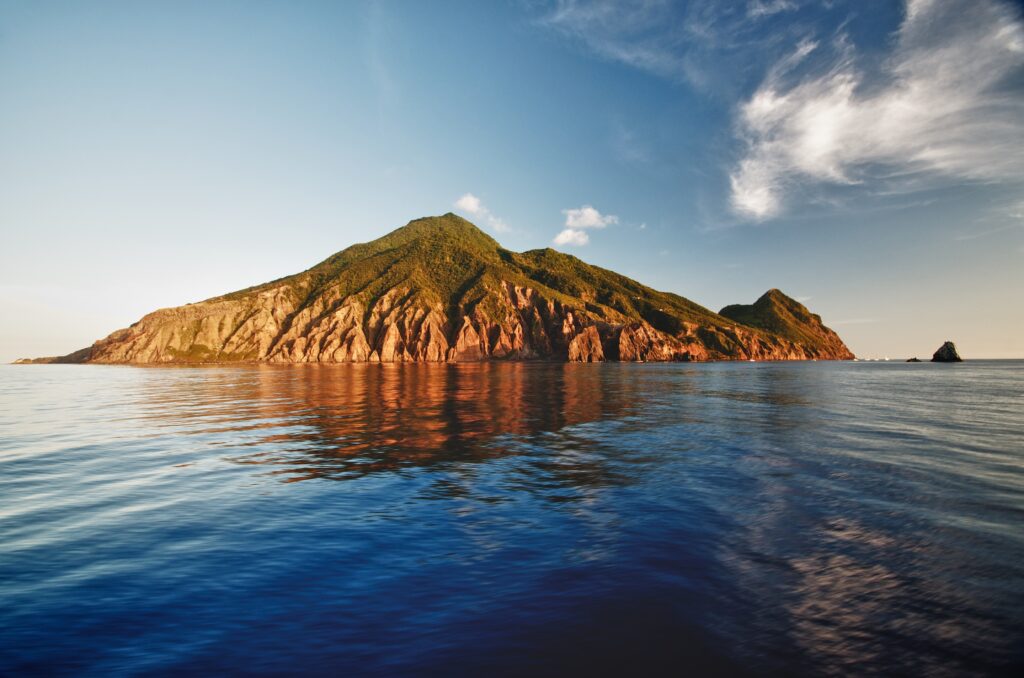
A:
[213, 213, 733, 332]
[719, 289, 844, 350]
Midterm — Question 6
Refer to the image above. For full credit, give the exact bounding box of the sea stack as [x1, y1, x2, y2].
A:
[931, 341, 963, 362]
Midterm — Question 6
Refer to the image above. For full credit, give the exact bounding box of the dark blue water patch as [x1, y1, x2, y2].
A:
[1, 361, 1022, 676]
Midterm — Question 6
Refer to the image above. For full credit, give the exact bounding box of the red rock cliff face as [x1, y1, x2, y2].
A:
[77, 281, 850, 364]
[28, 215, 854, 364]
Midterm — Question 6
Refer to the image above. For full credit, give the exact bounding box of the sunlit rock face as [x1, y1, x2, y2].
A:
[25, 214, 855, 364]
[718, 288, 855, 361]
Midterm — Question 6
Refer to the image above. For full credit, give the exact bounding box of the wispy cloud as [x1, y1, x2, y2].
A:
[453, 193, 510, 232]
[955, 200, 1024, 240]
[730, 0, 1024, 220]
[610, 120, 651, 166]
[554, 204, 618, 246]
[747, 0, 797, 19]
[534, 0, 790, 90]
[537, 0, 691, 82]
[953, 223, 1023, 241]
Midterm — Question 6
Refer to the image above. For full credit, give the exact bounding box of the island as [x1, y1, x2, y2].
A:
[16, 214, 855, 364]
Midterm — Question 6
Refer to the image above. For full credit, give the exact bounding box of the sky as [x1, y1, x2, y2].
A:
[1, 0, 1022, 361]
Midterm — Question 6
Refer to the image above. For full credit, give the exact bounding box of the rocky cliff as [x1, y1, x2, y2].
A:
[20, 214, 855, 364]
[931, 341, 963, 362]
[719, 289, 855, 361]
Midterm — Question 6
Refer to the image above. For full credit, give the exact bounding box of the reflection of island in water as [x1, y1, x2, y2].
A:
[152, 363, 672, 484]
[138, 362, 830, 486]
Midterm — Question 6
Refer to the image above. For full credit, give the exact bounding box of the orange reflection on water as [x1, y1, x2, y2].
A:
[139, 363, 644, 484]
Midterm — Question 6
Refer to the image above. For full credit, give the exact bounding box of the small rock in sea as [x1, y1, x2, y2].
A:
[906, 357, 922, 362]
[931, 341, 963, 362]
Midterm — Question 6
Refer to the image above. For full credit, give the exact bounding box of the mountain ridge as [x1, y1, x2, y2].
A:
[16, 214, 855, 364]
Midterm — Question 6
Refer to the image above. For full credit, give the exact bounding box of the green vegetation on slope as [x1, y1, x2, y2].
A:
[211, 213, 737, 332]
[719, 289, 835, 347]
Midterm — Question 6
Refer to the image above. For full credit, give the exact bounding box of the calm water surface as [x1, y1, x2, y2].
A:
[1, 362, 1022, 676]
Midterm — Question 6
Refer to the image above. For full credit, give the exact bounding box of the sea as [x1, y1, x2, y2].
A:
[1, 361, 1022, 676]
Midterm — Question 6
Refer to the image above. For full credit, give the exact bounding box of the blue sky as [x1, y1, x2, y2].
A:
[1, 0, 1022, 360]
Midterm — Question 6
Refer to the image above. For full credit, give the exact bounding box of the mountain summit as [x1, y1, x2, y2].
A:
[718, 289, 853, 360]
[20, 215, 854, 364]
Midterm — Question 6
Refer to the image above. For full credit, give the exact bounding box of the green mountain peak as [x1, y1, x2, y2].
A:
[720, 289, 847, 355]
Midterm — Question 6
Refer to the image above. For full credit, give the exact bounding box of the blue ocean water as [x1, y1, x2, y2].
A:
[1, 361, 1022, 676]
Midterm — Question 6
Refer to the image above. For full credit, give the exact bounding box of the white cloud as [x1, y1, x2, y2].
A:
[730, 0, 1024, 220]
[563, 205, 618, 229]
[553, 205, 618, 246]
[453, 193, 510, 232]
[554, 228, 590, 246]
[454, 193, 481, 214]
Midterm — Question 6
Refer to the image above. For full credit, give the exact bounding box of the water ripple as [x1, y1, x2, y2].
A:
[1, 361, 1022, 676]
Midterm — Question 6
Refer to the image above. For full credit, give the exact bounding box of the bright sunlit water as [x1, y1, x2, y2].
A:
[1, 362, 1022, 676]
